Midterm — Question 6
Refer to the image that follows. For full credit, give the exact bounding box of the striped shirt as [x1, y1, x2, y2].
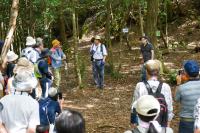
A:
[175, 80, 200, 119]
[131, 80, 174, 121]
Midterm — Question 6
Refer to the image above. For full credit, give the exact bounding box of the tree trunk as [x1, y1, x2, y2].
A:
[105, 0, 114, 69]
[72, 0, 82, 88]
[1, 0, 19, 62]
[145, 0, 160, 60]
[138, 0, 144, 36]
[59, 0, 68, 49]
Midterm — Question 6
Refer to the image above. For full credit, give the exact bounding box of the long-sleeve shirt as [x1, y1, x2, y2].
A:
[50, 47, 65, 69]
[131, 80, 174, 122]
[175, 80, 200, 119]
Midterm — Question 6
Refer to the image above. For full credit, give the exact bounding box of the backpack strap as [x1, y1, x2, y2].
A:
[131, 127, 141, 133]
[156, 82, 163, 94]
[143, 81, 153, 94]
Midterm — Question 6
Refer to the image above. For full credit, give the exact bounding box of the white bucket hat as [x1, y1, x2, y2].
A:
[132, 95, 160, 117]
[7, 51, 18, 62]
[26, 36, 36, 46]
[12, 70, 38, 92]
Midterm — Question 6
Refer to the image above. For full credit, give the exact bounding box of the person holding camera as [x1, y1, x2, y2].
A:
[89, 35, 107, 89]
[37, 87, 63, 133]
[175, 60, 200, 133]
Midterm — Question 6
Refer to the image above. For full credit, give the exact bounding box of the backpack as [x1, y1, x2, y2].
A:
[90, 44, 104, 61]
[34, 59, 42, 78]
[39, 98, 51, 125]
[143, 81, 168, 127]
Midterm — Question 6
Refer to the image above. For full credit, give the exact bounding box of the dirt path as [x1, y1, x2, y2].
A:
[59, 41, 200, 133]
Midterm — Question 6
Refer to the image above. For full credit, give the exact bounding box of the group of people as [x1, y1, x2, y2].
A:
[0, 37, 85, 133]
[123, 36, 200, 133]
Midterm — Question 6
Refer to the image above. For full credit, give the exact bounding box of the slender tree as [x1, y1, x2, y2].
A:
[1, 0, 19, 62]
[72, 0, 82, 87]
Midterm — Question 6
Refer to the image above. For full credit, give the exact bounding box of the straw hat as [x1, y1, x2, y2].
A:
[7, 51, 18, 62]
[52, 39, 60, 47]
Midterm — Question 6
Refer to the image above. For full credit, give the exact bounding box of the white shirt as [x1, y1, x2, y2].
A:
[194, 98, 200, 129]
[131, 80, 174, 121]
[90, 43, 107, 60]
[21, 47, 40, 63]
[0, 94, 40, 133]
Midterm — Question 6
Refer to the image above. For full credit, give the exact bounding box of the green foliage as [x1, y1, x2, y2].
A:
[167, 70, 177, 85]
[105, 63, 123, 79]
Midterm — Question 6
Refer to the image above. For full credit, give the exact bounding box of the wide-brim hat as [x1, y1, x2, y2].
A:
[132, 95, 160, 117]
[13, 57, 34, 74]
[26, 36, 36, 46]
[12, 70, 38, 92]
[7, 51, 18, 62]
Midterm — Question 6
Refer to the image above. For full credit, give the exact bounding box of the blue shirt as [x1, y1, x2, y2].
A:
[50, 48, 64, 69]
[39, 97, 61, 125]
[175, 80, 200, 119]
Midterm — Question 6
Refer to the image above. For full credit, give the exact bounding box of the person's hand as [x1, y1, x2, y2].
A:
[176, 75, 182, 85]
[167, 121, 171, 127]
[194, 129, 200, 133]
[130, 123, 137, 129]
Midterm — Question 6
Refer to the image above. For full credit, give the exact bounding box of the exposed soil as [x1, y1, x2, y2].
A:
[58, 38, 200, 133]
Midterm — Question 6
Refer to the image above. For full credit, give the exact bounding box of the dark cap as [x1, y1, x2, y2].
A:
[140, 36, 149, 41]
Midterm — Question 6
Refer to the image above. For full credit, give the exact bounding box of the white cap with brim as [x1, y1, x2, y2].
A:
[7, 51, 18, 62]
[12, 71, 38, 92]
[26, 36, 36, 46]
[132, 95, 160, 117]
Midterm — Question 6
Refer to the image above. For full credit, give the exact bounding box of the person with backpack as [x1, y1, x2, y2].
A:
[130, 60, 173, 128]
[21, 36, 37, 64]
[140, 36, 154, 81]
[89, 35, 107, 89]
[125, 95, 173, 133]
[0, 60, 40, 133]
[35, 48, 53, 98]
[50, 39, 66, 89]
[175, 60, 200, 133]
[38, 87, 63, 133]
[6, 51, 18, 78]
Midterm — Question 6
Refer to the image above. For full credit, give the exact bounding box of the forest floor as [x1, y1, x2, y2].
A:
[59, 20, 200, 133]
[60, 41, 200, 133]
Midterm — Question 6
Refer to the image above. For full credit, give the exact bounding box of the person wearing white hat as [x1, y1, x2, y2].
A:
[38, 87, 63, 132]
[130, 60, 173, 129]
[0, 67, 40, 133]
[6, 51, 18, 78]
[89, 35, 107, 89]
[125, 95, 173, 133]
[21, 36, 38, 63]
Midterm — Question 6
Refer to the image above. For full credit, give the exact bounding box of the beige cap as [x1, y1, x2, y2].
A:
[26, 36, 36, 46]
[132, 95, 160, 116]
[94, 35, 101, 40]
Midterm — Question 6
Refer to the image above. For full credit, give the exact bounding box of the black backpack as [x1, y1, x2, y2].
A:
[143, 81, 168, 127]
